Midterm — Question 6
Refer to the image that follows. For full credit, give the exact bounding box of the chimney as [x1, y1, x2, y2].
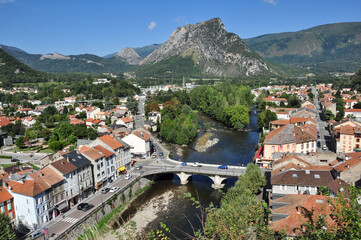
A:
[296, 205, 301, 214]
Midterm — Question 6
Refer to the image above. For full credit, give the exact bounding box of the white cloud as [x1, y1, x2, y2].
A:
[263, 0, 277, 5]
[148, 21, 157, 31]
[0, 0, 15, 3]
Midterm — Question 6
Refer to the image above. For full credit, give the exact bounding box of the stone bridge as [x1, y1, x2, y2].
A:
[137, 159, 269, 189]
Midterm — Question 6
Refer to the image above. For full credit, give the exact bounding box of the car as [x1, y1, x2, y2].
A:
[152, 154, 156, 158]
[192, 162, 202, 167]
[11, 158, 19, 162]
[110, 187, 119, 192]
[125, 174, 132, 180]
[181, 162, 187, 166]
[218, 165, 228, 169]
[31, 231, 45, 239]
[101, 188, 110, 194]
[153, 148, 157, 152]
[136, 166, 143, 170]
[322, 145, 327, 150]
[82, 204, 94, 211]
[77, 203, 89, 210]
[159, 152, 163, 157]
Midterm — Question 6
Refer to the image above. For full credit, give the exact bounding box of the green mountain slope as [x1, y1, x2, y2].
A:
[244, 22, 361, 73]
[0, 48, 46, 84]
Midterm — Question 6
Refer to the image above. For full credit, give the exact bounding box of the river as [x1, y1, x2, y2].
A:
[108, 109, 259, 239]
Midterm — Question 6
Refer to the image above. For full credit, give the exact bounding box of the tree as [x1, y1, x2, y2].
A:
[308, 92, 314, 101]
[126, 101, 139, 115]
[76, 111, 87, 119]
[0, 213, 16, 240]
[92, 101, 104, 109]
[325, 109, 335, 121]
[149, 101, 160, 112]
[223, 105, 249, 129]
[15, 136, 25, 148]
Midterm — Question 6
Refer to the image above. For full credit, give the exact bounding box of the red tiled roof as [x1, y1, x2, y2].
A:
[0, 186, 13, 203]
[70, 119, 85, 125]
[133, 130, 151, 141]
[345, 109, 361, 112]
[120, 117, 133, 123]
[99, 134, 123, 150]
[0, 118, 11, 127]
[271, 194, 333, 235]
[334, 152, 361, 172]
[37, 166, 64, 186]
[82, 148, 104, 160]
[327, 178, 350, 198]
[94, 145, 114, 158]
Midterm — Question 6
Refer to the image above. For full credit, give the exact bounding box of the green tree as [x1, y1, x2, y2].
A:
[223, 105, 249, 129]
[0, 213, 16, 240]
[15, 136, 25, 148]
[325, 109, 335, 121]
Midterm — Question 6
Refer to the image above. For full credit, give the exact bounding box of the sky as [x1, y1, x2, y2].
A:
[1, 0, 361, 56]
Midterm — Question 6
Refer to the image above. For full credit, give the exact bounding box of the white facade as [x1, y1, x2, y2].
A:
[272, 184, 318, 195]
[64, 171, 79, 205]
[121, 134, 150, 159]
[11, 191, 48, 230]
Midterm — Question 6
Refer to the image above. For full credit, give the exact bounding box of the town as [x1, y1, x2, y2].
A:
[0, 78, 360, 238]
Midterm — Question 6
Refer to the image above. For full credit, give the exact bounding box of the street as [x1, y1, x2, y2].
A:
[312, 87, 334, 152]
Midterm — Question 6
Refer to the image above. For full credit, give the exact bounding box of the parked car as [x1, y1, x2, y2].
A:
[181, 162, 187, 166]
[322, 145, 327, 150]
[82, 204, 94, 212]
[31, 231, 45, 239]
[136, 166, 143, 170]
[192, 162, 202, 167]
[152, 154, 156, 158]
[77, 203, 89, 210]
[218, 165, 228, 169]
[101, 188, 110, 194]
[11, 158, 19, 162]
[110, 187, 119, 193]
[125, 174, 132, 180]
[159, 152, 164, 157]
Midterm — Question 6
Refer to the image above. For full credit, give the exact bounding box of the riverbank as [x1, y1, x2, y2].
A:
[104, 190, 175, 239]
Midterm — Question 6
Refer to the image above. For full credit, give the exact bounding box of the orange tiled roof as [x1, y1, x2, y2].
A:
[334, 152, 361, 172]
[82, 148, 104, 160]
[50, 158, 77, 175]
[120, 117, 133, 123]
[0, 118, 11, 127]
[94, 145, 114, 158]
[99, 134, 123, 150]
[133, 130, 151, 141]
[0, 186, 13, 203]
[37, 166, 64, 186]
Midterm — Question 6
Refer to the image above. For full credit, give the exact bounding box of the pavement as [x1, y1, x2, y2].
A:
[0, 151, 47, 165]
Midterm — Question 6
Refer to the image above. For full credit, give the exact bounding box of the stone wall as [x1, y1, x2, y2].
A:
[56, 177, 151, 240]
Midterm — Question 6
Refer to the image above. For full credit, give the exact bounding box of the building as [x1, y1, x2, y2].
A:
[49, 158, 79, 208]
[263, 96, 288, 106]
[122, 129, 151, 159]
[0, 186, 15, 223]
[36, 167, 66, 221]
[6, 172, 51, 230]
[148, 111, 161, 123]
[263, 124, 317, 162]
[94, 145, 117, 183]
[326, 178, 350, 198]
[80, 147, 107, 190]
[333, 152, 361, 186]
[63, 151, 94, 200]
[344, 109, 361, 119]
[116, 117, 134, 129]
[271, 170, 333, 195]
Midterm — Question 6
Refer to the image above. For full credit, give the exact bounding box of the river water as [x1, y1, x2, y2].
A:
[112, 109, 259, 239]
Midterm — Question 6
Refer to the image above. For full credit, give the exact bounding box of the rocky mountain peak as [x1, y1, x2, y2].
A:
[40, 52, 70, 60]
[116, 47, 142, 65]
[140, 18, 269, 76]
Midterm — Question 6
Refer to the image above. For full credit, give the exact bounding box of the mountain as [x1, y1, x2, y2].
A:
[139, 18, 270, 77]
[0, 48, 46, 84]
[134, 44, 161, 58]
[115, 47, 142, 65]
[244, 22, 361, 73]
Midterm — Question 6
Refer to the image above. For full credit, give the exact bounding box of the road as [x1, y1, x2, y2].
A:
[312, 87, 334, 152]
[134, 97, 145, 129]
[0, 152, 47, 165]
[36, 171, 142, 239]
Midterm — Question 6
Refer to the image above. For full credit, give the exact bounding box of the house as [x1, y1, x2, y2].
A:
[22, 117, 36, 127]
[323, 102, 337, 116]
[6, 172, 51, 230]
[148, 111, 161, 123]
[94, 145, 116, 182]
[269, 120, 289, 131]
[343, 99, 358, 109]
[116, 117, 134, 129]
[290, 107, 317, 120]
[88, 134, 132, 174]
[85, 106, 101, 119]
[263, 124, 317, 162]
[63, 151, 94, 200]
[268, 107, 298, 120]
[0, 186, 16, 223]
[326, 178, 350, 198]
[263, 96, 288, 106]
[36, 167, 66, 220]
[80, 147, 107, 190]
[271, 194, 332, 236]
[0, 117, 11, 127]
[86, 118, 102, 127]
[333, 152, 361, 186]
[271, 170, 333, 195]
[122, 129, 151, 159]
[49, 158, 79, 208]
[344, 109, 361, 119]
[70, 119, 85, 125]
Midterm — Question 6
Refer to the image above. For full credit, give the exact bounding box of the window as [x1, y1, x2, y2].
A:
[272, 146, 275, 151]
[0, 205, 4, 214]
[281, 185, 286, 191]
[101, 162, 104, 167]
[312, 142, 314, 148]
[107, 169, 110, 175]
[26, 199, 29, 204]
[280, 145, 283, 151]
[357, 138, 360, 142]
[301, 144, 304, 150]
[7, 200, 11, 211]
[349, 136, 352, 140]
[27, 209, 30, 214]
[343, 136, 346, 139]
[287, 145, 290, 150]
[9, 212, 13, 219]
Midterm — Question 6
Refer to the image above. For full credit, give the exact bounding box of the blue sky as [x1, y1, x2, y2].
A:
[1, 0, 360, 56]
